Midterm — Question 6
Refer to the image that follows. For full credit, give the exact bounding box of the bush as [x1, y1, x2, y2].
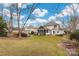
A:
[0, 17, 8, 37]
[30, 31, 34, 35]
[56, 34, 64, 36]
[70, 30, 79, 41]
[0, 29, 7, 37]
[16, 33, 27, 37]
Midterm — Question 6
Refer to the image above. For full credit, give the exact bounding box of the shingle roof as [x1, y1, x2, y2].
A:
[44, 21, 59, 26]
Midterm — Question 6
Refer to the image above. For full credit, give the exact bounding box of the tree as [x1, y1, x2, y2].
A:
[15, 3, 25, 37]
[21, 3, 37, 32]
[69, 4, 79, 32]
[15, 3, 21, 38]
[5, 3, 38, 38]
[15, 3, 37, 37]
[9, 4, 13, 33]
[0, 16, 7, 36]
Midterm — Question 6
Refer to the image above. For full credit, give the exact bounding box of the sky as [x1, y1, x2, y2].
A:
[0, 3, 79, 27]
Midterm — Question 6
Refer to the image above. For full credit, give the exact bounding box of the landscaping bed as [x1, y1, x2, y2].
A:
[60, 40, 79, 56]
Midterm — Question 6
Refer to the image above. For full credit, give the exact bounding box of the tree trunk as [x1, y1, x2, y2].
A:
[9, 6, 13, 33]
[16, 3, 21, 38]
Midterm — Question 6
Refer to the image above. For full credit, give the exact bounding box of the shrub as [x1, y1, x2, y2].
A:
[56, 34, 63, 36]
[16, 33, 27, 37]
[0, 29, 7, 37]
[0, 17, 8, 37]
[70, 30, 79, 41]
[30, 31, 34, 35]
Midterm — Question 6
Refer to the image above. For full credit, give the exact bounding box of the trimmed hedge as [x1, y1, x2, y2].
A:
[70, 30, 79, 41]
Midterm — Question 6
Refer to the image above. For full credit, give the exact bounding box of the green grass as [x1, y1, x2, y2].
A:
[0, 35, 67, 56]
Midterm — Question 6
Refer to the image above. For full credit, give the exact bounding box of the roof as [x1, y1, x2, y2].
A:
[38, 26, 48, 30]
[43, 21, 65, 30]
[44, 21, 59, 27]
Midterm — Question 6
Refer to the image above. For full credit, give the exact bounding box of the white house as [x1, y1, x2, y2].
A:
[44, 21, 65, 35]
[24, 21, 65, 35]
[76, 24, 79, 30]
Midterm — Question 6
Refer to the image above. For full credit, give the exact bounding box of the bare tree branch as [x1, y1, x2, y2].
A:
[21, 3, 38, 31]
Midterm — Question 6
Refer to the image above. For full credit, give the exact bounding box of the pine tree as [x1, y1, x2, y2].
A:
[0, 16, 8, 37]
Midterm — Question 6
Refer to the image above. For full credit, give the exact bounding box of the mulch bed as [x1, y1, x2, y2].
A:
[60, 40, 79, 56]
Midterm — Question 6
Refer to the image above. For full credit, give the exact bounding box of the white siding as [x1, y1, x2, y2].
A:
[50, 30, 64, 35]
[76, 24, 79, 30]
[47, 26, 54, 30]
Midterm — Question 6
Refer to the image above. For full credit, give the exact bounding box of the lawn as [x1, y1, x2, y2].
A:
[0, 35, 67, 56]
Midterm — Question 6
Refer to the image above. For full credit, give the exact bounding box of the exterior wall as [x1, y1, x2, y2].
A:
[46, 24, 64, 35]
[46, 29, 64, 35]
[51, 30, 64, 35]
[46, 30, 51, 35]
[51, 30, 56, 35]
[46, 25, 59, 30]
[46, 26, 54, 30]
[76, 24, 79, 30]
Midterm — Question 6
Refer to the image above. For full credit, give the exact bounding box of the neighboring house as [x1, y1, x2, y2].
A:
[24, 25, 37, 34]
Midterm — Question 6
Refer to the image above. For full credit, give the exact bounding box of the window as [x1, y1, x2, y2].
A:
[57, 31, 59, 33]
[46, 30, 48, 33]
[53, 31, 55, 34]
[54, 25, 57, 28]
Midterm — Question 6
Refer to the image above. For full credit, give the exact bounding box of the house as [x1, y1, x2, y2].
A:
[24, 25, 37, 34]
[37, 26, 48, 35]
[38, 21, 65, 35]
[76, 24, 79, 30]
[24, 21, 65, 35]
[44, 21, 65, 35]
